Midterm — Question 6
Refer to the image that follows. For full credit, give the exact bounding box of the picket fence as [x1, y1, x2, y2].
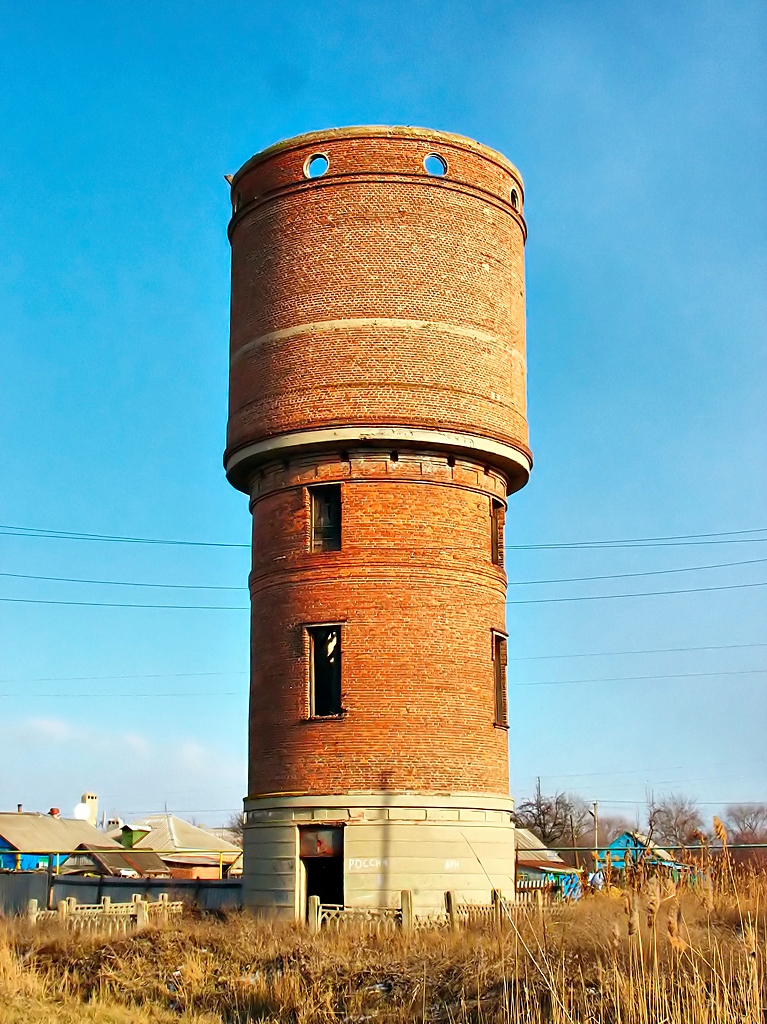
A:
[27, 893, 183, 934]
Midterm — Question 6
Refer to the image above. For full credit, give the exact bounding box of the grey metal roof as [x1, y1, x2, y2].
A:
[59, 845, 170, 877]
[0, 813, 119, 853]
[107, 814, 242, 865]
[515, 827, 568, 864]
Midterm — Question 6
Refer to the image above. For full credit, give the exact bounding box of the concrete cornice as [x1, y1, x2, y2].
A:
[225, 426, 532, 496]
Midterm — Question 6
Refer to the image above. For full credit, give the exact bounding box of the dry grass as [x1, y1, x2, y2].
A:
[0, 876, 764, 1023]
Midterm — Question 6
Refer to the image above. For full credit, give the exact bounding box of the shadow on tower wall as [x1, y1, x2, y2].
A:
[379, 770, 393, 906]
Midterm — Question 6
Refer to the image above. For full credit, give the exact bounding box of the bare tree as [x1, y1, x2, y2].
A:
[646, 793, 704, 849]
[724, 803, 767, 843]
[598, 814, 634, 846]
[515, 779, 579, 847]
[226, 811, 244, 848]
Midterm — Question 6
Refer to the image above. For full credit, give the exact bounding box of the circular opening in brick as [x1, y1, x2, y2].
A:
[510, 188, 520, 210]
[304, 153, 329, 179]
[423, 153, 447, 177]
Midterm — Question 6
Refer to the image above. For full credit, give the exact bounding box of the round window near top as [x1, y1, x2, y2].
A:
[304, 153, 329, 179]
[510, 188, 520, 210]
[424, 153, 448, 176]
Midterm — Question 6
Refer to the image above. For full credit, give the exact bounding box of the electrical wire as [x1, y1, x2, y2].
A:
[0, 691, 242, 698]
[0, 671, 247, 684]
[0, 596, 248, 609]
[0, 647, 763, 684]
[1, 579, 765, 608]
[505, 527, 767, 550]
[1, 522, 765, 550]
[0, 570, 244, 590]
[513, 668, 766, 687]
[506, 580, 767, 604]
[2, 556, 764, 592]
[509, 641, 767, 661]
[0, 524, 249, 548]
[1, 668, 761, 697]
[508, 557, 767, 585]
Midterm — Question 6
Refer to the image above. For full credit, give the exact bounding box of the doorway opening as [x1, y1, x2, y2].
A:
[300, 826, 344, 911]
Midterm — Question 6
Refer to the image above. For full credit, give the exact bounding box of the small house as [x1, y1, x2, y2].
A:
[515, 827, 581, 899]
[58, 843, 170, 878]
[108, 814, 242, 878]
[0, 812, 118, 871]
[596, 831, 693, 880]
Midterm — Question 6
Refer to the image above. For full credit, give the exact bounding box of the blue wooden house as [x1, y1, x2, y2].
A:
[596, 831, 692, 879]
[0, 811, 119, 870]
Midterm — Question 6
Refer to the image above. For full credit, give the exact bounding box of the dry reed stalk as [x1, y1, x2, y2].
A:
[646, 876, 661, 930]
[0, 881, 764, 1024]
[667, 899, 687, 953]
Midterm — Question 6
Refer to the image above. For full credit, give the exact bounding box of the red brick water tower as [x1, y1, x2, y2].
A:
[225, 126, 530, 916]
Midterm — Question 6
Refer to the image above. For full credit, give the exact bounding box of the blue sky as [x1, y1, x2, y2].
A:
[0, 0, 764, 828]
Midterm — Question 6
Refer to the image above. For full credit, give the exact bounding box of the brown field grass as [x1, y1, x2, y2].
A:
[0, 875, 764, 1023]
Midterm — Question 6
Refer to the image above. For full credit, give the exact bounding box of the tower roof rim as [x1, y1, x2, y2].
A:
[229, 125, 523, 188]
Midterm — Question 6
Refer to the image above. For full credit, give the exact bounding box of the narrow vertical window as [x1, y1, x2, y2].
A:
[491, 499, 505, 567]
[310, 485, 341, 552]
[493, 633, 508, 727]
[308, 625, 342, 716]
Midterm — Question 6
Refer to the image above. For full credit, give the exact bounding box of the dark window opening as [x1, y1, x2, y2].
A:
[309, 625, 342, 716]
[491, 500, 505, 567]
[311, 485, 341, 552]
[493, 633, 508, 728]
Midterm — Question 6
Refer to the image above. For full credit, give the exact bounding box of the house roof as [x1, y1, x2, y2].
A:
[0, 813, 120, 854]
[59, 844, 170, 877]
[515, 827, 568, 865]
[601, 831, 683, 867]
[107, 814, 242, 864]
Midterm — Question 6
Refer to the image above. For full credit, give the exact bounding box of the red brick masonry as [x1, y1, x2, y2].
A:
[226, 126, 529, 492]
[225, 127, 530, 804]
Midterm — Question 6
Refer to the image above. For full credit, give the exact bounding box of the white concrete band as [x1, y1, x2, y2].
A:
[230, 318, 502, 363]
[242, 792, 517, 918]
[226, 425, 531, 494]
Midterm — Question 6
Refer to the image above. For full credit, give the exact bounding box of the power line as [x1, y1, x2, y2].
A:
[1, 521, 765, 551]
[0, 649, 762, 685]
[508, 557, 767, 585]
[0, 691, 242, 698]
[3, 556, 764, 592]
[0, 671, 247, 684]
[2, 580, 765, 610]
[513, 668, 766, 687]
[2, 668, 761, 696]
[506, 527, 767, 550]
[510, 641, 767, 661]
[0, 524, 249, 548]
[0, 596, 248, 610]
[535, 759, 765, 780]
[0, 570, 244, 591]
[506, 580, 767, 604]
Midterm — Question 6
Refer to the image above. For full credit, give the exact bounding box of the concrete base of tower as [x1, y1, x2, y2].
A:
[242, 792, 516, 920]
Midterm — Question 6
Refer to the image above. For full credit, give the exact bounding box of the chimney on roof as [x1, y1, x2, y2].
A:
[81, 792, 98, 827]
[16, 804, 22, 813]
[48, 807, 60, 818]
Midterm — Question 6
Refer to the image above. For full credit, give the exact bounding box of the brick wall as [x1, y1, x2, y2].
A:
[246, 452, 511, 798]
[226, 127, 529, 477]
[226, 127, 530, 804]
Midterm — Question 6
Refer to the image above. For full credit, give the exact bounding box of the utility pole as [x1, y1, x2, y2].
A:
[588, 801, 599, 871]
